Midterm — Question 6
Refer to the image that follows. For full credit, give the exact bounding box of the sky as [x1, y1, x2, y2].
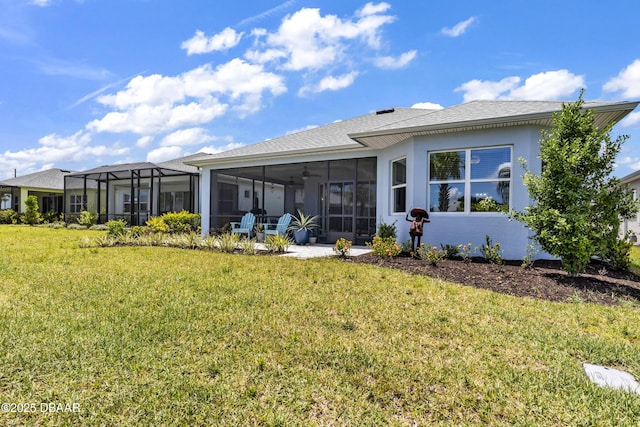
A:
[1, 0, 640, 180]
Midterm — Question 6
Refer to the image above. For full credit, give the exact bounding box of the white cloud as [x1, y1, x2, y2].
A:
[411, 102, 444, 110]
[0, 131, 130, 172]
[160, 128, 217, 147]
[146, 146, 184, 163]
[249, 3, 396, 71]
[136, 136, 153, 148]
[603, 59, 640, 98]
[299, 71, 359, 95]
[374, 50, 416, 69]
[620, 111, 640, 127]
[87, 59, 286, 135]
[442, 17, 477, 37]
[455, 76, 521, 102]
[198, 142, 246, 154]
[455, 70, 584, 102]
[181, 28, 244, 55]
[237, 0, 299, 28]
[30, 0, 52, 6]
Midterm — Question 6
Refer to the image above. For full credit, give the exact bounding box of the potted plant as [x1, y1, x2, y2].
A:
[288, 209, 319, 245]
[254, 223, 265, 242]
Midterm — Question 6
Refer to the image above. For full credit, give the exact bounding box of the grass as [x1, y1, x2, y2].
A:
[0, 225, 639, 426]
[630, 245, 640, 272]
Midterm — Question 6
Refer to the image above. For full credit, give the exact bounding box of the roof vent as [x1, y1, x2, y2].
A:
[375, 108, 395, 115]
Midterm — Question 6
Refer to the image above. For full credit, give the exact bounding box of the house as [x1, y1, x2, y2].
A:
[0, 168, 74, 216]
[620, 169, 640, 240]
[189, 100, 638, 259]
[63, 154, 203, 225]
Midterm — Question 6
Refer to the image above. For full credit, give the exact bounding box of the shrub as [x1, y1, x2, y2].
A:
[605, 235, 633, 271]
[367, 236, 401, 258]
[161, 211, 201, 234]
[202, 235, 218, 251]
[130, 226, 149, 237]
[416, 244, 445, 266]
[333, 238, 352, 258]
[239, 238, 257, 255]
[264, 234, 291, 253]
[480, 235, 503, 265]
[89, 224, 108, 231]
[66, 223, 87, 230]
[42, 210, 62, 223]
[106, 219, 128, 237]
[0, 209, 18, 224]
[218, 232, 240, 253]
[146, 216, 169, 234]
[377, 219, 397, 239]
[440, 243, 461, 260]
[77, 210, 97, 228]
[459, 243, 474, 263]
[22, 195, 42, 225]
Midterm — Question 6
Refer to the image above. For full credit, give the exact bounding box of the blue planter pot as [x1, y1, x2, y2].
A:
[293, 228, 310, 245]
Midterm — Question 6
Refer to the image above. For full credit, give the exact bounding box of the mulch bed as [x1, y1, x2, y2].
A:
[350, 253, 640, 306]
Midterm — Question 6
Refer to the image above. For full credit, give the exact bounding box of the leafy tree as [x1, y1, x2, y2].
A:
[516, 91, 637, 275]
[22, 195, 42, 225]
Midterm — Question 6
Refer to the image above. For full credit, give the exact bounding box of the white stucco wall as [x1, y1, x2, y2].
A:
[376, 125, 547, 260]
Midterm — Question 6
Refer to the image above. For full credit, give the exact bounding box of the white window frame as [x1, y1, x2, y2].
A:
[428, 146, 512, 214]
[391, 157, 407, 214]
[69, 194, 86, 214]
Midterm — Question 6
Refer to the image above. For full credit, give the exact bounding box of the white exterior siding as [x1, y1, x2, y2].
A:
[377, 126, 546, 260]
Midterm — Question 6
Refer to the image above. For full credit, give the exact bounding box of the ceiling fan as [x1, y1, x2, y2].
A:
[301, 166, 321, 180]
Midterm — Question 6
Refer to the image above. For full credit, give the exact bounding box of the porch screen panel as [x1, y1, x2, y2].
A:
[356, 157, 377, 240]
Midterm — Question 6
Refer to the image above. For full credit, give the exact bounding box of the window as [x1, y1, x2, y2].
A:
[391, 158, 407, 213]
[69, 194, 86, 213]
[124, 190, 149, 213]
[429, 147, 511, 213]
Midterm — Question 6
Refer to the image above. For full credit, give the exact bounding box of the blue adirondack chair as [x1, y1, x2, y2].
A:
[230, 212, 256, 237]
[264, 213, 292, 237]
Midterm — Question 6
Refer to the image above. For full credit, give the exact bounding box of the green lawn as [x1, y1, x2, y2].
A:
[1, 226, 639, 426]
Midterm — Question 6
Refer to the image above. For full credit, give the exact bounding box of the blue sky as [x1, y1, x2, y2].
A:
[1, 0, 640, 180]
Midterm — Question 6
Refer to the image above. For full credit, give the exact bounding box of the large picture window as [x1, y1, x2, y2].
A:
[391, 157, 406, 213]
[69, 194, 86, 214]
[429, 147, 511, 213]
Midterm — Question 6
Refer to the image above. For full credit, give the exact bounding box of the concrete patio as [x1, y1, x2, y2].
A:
[257, 243, 372, 259]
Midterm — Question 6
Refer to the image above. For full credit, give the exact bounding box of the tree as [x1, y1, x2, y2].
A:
[516, 91, 637, 275]
[22, 195, 42, 226]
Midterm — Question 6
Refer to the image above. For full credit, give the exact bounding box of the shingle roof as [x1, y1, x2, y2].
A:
[350, 100, 639, 148]
[187, 107, 436, 166]
[0, 168, 74, 190]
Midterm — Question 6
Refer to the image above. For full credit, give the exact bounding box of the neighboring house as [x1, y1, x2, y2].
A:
[63, 154, 203, 226]
[189, 100, 638, 259]
[0, 168, 74, 216]
[620, 169, 640, 240]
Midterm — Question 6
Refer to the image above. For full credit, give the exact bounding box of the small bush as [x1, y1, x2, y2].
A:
[106, 219, 128, 237]
[146, 216, 169, 234]
[416, 244, 445, 266]
[264, 234, 291, 253]
[239, 238, 257, 255]
[66, 223, 87, 230]
[130, 226, 148, 237]
[333, 238, 352, 258]
[77, 210, 97, 228]
[440, 243, 461, 260]
[367, 236, 401, 258]
[459, 243, 474, 264]
[606, 235, 633, 271]
[42, 210, 62, 223]
[218, 232, 240, 253]
[202, 235, 218, 251]
[89, 224, 108, 231]
[22, 195, 42, 225]
[480, 235, 503, 265]
[0, 209, 18, 224]
[377, 219, 397, 239]
[161, 211, 201, 234]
